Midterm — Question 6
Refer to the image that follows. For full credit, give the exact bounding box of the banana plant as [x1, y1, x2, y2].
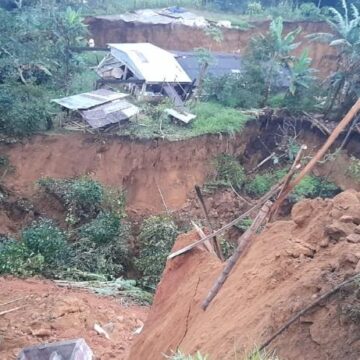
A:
[251, 17, 302, 105]
[288, 49, 316, 96]
[308, 0, 360, 114]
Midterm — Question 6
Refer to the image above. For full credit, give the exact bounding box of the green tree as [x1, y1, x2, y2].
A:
[248, 17, 302, 105]
[310, 0, 360, 115]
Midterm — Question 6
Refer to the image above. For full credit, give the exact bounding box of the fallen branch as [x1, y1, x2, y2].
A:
[272, 98, 360, 211]
[303, 112, 331, 135]
[249, 152, 276, 174]
[0, 297, 24, 307]
[259, 272, 360, 351]
[229, 183, 253, 206]
[195, 185, 224, 261]
[0, 306, 23, 316]
[201, 201, 272, 311]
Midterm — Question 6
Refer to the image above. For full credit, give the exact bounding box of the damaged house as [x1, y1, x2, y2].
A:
[53, 42, 242, 129]
[52, 89, 140, 130]
[96, 43, 193, 105]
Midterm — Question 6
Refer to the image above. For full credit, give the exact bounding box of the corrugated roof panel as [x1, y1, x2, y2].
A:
[80, 99, 139, 129]
[173, 51, 242, 82]
[108, 43, 192, 84]
[52, 89, 128, 110]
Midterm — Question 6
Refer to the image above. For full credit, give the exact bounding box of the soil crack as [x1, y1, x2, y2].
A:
[177, 276, 201, 349]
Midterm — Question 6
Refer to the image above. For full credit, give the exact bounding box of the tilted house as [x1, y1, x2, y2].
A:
[97, 43, 193, 102]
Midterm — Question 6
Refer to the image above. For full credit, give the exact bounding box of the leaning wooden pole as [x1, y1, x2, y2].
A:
[273, 98, 360, 209]
[201, 201, 272, 311]
[195, 185, 224, 261]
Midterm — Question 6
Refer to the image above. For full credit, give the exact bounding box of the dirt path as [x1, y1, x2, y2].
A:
[0, 277, 148, 359]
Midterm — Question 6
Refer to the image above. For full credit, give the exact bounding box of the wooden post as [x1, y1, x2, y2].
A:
[201, 201, 272, 311]
[195, 185, 224, 261]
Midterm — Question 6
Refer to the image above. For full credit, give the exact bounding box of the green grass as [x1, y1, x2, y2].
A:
[117, 102, 251, 141]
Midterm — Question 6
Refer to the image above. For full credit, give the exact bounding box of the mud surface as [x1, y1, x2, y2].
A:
[0, 278, 148, 360]
[131, 190, 360, 360]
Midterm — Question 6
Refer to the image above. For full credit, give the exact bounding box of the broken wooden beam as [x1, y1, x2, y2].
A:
[192, 221, 216, 256]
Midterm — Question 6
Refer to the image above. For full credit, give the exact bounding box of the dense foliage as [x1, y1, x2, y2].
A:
[0, 179, 131, 280]
[135, 216, 179, 290]
[212, 154, 246, 190]
[0, 3, 87, 136]
[205, 16, 317, 111]
[0, 219, 68, 276]
[38, 177, 104, 225]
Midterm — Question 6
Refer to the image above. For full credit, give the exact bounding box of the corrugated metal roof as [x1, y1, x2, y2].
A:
[173, 51, 242, 82]
[108, 43, 192, 84]
[80, 99, 139, 129]
[52, 89, 128, 110]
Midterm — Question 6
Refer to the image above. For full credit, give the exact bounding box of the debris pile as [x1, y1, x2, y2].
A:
[0, 278, 148, 360]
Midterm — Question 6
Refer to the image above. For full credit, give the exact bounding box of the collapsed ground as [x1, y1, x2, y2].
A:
[131, 190, 360, 360]
[0, 115, 360, 358]
[2, 1, 360, 359]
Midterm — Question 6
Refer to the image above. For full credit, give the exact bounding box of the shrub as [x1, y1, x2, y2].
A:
[38, 177, 104, 224]
[213, 154, 246, 190]
[135, 216, 179, 290]
[0, 83, 52, 136]
[245, 172, 278, 197]
[299, 2, 321, 19]
[246, 1, 263, 15]
[292, 176, 340, 201]
[220, 238, 236, 260]
[245, 169, 339, 200]
[22, 218, 69, 266]
[70, 212, 130, 279]
[0, 238, 44, 276]
[79, 211, 120, 244]
[204, 73, 263, 109]
[0, 220, 67, 276]
[347, 156, 360, 183]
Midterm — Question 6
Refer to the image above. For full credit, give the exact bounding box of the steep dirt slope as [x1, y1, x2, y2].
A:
[0, 132, 252, 213]
[0, 278, 148, 360]
[130, 190, 360, 360]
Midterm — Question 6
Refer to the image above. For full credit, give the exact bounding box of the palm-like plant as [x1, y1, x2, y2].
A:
[288, 49, 316, 96]
[250, 17, 302, 105]
[309, 0, 360, 114]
